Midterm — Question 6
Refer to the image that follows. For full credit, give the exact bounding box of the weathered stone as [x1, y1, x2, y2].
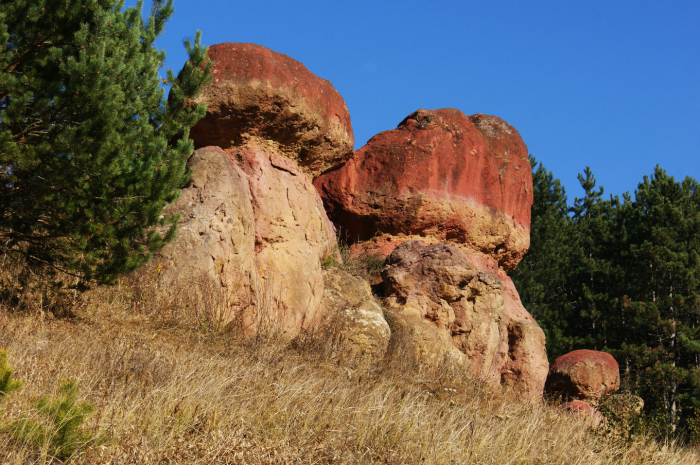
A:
[319, 267, 390, 360]
[153, 145, 337, 337]
[153, 146, 257, 323]
[314, 108, 532, 271]
[546, 350, 620, 404]
[232, 140, 337, 335]
[381, 241, 548, 400]
[186, 43, 354, 179]
[560, 400, 605, 427]
[601, 394, 644, 418]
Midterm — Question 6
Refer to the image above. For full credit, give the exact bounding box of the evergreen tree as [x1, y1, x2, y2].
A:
[617, 168, 700, 432]
[0, 0, 213, 284]
[516, 160, 700, 438]
[512, 157, 577, 357]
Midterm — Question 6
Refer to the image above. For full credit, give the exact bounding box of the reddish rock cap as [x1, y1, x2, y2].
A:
[184, 43, 354, 179]
[314, 108, 532, 271]
[546, 350, 620, 403]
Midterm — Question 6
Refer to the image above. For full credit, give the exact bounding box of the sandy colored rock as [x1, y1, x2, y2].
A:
[381, 241, 548, 400]
[186, 43, 354, 179]
[231, 140, 338, 335]
[153, 146, 257, 324]
[314, 108, 532, 271]
[319, 267, 391, 360]
[153, 145, 337, 337]
[545, 350, 620, 404]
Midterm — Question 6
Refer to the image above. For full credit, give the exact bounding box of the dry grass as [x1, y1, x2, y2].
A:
[0, 269, 699, 464]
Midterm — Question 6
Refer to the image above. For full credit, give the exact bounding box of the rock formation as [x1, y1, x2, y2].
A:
[154, 144, 337, 336]
[187, 43, 354, 179]
[162, 43, 548, 400]
[545, 350, 620, 404]
[381, 241, 548, 400]
[560, 400, 605, 427]
[314, 108, 532, 272]
[319, 268, 391, 360]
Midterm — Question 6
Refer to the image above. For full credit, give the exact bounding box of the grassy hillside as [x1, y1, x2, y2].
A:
[0, 270, 698, 464]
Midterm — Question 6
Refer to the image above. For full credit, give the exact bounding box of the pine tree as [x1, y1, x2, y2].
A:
[0, 0, 213, 284]
[512, 156, 577, 358]
[619, 168, 700, 432]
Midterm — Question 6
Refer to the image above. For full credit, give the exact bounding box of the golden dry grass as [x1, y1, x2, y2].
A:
[0, 270, 699, 464]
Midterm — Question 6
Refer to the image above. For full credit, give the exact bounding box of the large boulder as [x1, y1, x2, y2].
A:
[187, 43, 354, 179]
[314, 108, 532, 271]
[153, 145, 337, 336]
[381, 241, 548, 400]
[319, 267, 391, 360]
[154, 147, 257, 320]
[545, 350, 620, 404]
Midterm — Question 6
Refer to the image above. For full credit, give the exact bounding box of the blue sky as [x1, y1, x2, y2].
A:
[134, 0, 699, 201]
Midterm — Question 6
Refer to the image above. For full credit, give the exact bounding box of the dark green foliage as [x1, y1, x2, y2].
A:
[511, 157, 576, 356]
[514, 160, 700, 439]
[0, 0, 213, 285]
[12, 380, 102, 461]
[0, 349, 23, 402]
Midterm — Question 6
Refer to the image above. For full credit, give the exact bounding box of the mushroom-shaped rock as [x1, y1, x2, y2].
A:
[186, 43, 354, 179]
[319, 268, 391, 360]
[381, 241, 548, 400]
[314, 108, 532, 271]
[545, 350, 620, 404]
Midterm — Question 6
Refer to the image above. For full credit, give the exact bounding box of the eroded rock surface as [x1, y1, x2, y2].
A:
[154, 145, 337, 336]
[319, 267, 391, 359]
[154, 147, 257, 321]
[381, 241, 548, 400]
[314, 108, 532, 271]
[545, 350, 620, 404]
[187, 43, 354, 179]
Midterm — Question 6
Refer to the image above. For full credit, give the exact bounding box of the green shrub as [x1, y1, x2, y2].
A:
[0, 349, 22, 402]
[12, 380, 103, 461]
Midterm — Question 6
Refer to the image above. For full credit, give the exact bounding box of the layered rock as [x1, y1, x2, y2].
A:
[545, 350, 620, 404]
[381, 241, 548, 400]
[319, 268, 391, 360]
[187, 43, 354, 179]
[154, 145, 337, 336]
[314, 108, 532, 271]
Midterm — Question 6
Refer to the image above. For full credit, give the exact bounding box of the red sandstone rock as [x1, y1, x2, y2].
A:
[546, 350, 620, 403]
[560, 401, 605, 427]
[469, 114, 532, 228]
[186, 43, 354, 179]
[314, 108, 532, 271]
[381, 241, 548, 400]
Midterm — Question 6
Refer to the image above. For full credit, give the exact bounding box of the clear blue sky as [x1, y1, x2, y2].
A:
[132, 0, 699, 201]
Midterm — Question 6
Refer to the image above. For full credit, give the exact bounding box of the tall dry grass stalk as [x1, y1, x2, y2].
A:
[0, 268, 698, 464]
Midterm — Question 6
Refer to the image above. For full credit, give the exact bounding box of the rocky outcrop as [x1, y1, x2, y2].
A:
[187, 43, 354, 179]
[319, 268, 391, 360]
[545, 350, 620, 404]
[154, 145, 337, 336]
[314, 108, 532, 272]
[381, 241, 548, 400]
[154, 146, 257, 321]
[164, 44, 547, 401]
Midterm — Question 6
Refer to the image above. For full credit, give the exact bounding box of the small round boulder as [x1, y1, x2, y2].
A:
[546, 350, 620, 403]
[187, 43, 354, 179]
